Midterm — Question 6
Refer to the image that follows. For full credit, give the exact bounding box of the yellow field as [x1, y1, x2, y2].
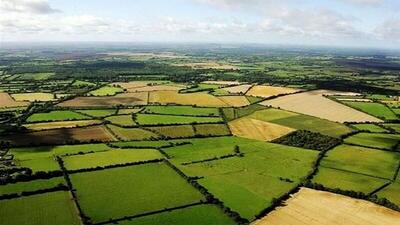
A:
[58, 92, 148, 107]
[202, 81, 241, 86]
[222, 84, 252, 94]
[149, 90, 227, 107]
[24, 120, 103, 131]
[217, 96, 250, 107]
[246, 85, 299, 98]
[0, 93, 29, 108]
[228, 117, 295, 141]
[133, 85, 185, 92]
[11, 92, 55, 102]
[252, 188, 400, 225]
[261, 90, 382, 123]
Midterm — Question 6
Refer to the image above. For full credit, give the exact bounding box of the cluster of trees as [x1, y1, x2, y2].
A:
[272, 130, 341, 151]
[0, 168, 63, 185]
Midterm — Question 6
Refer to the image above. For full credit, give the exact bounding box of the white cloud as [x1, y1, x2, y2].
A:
[375, 19, 400, 41]
[0, 0, 60, 14]
[336, 0, 385, 6]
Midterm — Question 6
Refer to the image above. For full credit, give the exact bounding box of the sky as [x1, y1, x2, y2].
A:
[0, 0, 399, 49]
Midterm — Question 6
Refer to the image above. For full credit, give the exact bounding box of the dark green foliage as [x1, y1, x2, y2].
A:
[273, 130, 341, 151]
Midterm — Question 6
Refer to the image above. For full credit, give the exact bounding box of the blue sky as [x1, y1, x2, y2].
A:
[1, 0, 399, 48]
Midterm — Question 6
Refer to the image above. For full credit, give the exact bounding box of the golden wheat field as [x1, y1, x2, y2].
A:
[228, 117, 295, 141]
[217, 96, 250, 107]
[0, 93, 29, 108]
[252, 188, 400, 225]
[222, 84, 253, 94]
[246, 85, 299, 98]
[23, 120, 103, 131]
[11, 92, 55, 102]
[261, 90, 382, 123]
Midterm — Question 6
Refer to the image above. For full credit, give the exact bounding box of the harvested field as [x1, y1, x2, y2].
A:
[261, 90, 382, 123]
[222, 84, 252, 94]
[252, 188, 400, 225]
[23, 120, 103, 131]
[202, 80, 241, 86]
[11, 92, 55, 102]
[0, 93, 29, 108]
[0, 191, 82, 225]
[247, 85, 299, 98]
[58, 92, 148, 107]
[217, 96, 250, 107]
[149, 91, 227, 107]
[133, 85, 184, 92]
[0, 125, 116, 146]
[229, 117, 295, 141]
[107, 124, 159, 141]
[147, 125, 195, 138]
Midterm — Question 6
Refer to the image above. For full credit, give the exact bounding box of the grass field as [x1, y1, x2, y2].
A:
[116, 204, 236, 225]
[135, 114, 222, 125]
[15, 157, 61, 172]
[11, 92, 55, 102]
[107, 124, 159, 141]
[149, 91, 227, 107]
[11, 143, 113, 160]
[76, 109, 116, 117]
[0, 191, 82, 225]
[89, 86, 124, 96]
[147, 125, 195, 138]
[383, 123, 400, 133]
[261, 90, 382, 123]
[344, 133, 400, 150]
[0, 177, 66, 196]
[344, 102, 398, 121]
[1, 125, 116, 146]
[352, 123, 388, 133]
[15, 72, 55, 80]
[252, 188, 400, 225]
[117, 108, 143, 115]
[248, 108, 353, 138]
[58, 92, 148, 107]
[27, 110, 90, 122]
[313, 167, 389, 193]
[143, 106, 219, 117]
[109, 140, 180, 149]
[320, 144, 400, 179]
[0, 93, 29, 108]
[63, 149, 163, 170]
[377, 181, 400, 206]
[193, 124, 231, 136]
[23, 120, 102, 131]
[105, 115, 136, 126]
[70, 163, 205, 223]
[229, 117, 295, 141]
[246, 85, 298, 98]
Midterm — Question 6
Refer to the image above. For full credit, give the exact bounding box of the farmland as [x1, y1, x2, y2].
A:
[1, 44, 400, 225]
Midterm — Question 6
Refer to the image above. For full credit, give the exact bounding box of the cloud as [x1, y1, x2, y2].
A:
[0, 0, 60, 14]
[336, 0, 385, 6]
[375, 19, 400, 41]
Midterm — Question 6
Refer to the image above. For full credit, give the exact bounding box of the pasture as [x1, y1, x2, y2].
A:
[0, 177, 66, 196]
[15, 157, 60, 172]
[378, 181, 400, 206]
[89, 86, 123, 96]
[147, 125, 195, 138]
[344, 133, 400, 150]
[63, 149, 163, 170]
[252, 188, 400, 225]
[26, 110, 90, 122]
[143, 105, 219, 117]
[70, 163, 204, 223]
[320, 144, 399, 180]
[0, 191, 82, 225]
[105, 115, 136, 126]
[352, 123, 388, 133]
[76, 109, 117, 117]
[261, 90, 382, 123]
[383, 123, 400, 133]
[344, 102, 398, 121]
[107, 124, 159, 141]
[193, 124, 231, 136]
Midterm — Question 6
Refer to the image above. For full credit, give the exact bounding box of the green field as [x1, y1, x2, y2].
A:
[143, 106, 219, 117]
[109, 140, 179, 148]
[148, 125, 196, 138]
[383, 123, 400, 133]
[76, 109, 116, 117]
[344, 102, 398, 120]
[248, 108, 352, 137]
[27, 110, 90, 122]
[89, 85, 123, 96]
[11, 143, 113, 160]
[15, 72, 55, 80]
[70, 163, 205, 223]
[0, 191, 82, 225]
[344, 133, 400, 150]
[313, 167, 389, 193]
[107, 125, 159, 141]
[0, 177, 65, 196]
[377, 181, 400, 206]
[105, 115, 136, 126]
[321, 144, 400, 179]
[135, 114, 222, 125]
[351, 123, 388, 133]
[116, 204, 236, 225]
[63, 149, 163, 170]
[16, 157, 60, 172]
[193, 124, 231, 136]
